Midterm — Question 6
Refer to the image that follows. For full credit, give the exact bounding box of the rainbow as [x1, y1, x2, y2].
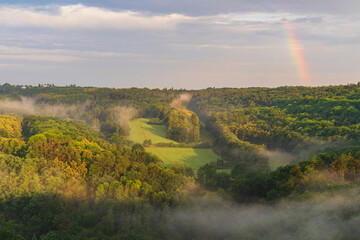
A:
[283, 20, 312, 86]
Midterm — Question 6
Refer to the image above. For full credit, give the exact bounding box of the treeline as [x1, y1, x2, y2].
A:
[191, 84, 360, 111]
[0, 84, 187, 107]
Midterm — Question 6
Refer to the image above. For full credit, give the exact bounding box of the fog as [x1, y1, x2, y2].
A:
[168, 190, 360, 240]
[263, 138, 349, 170]
[0, 97, 37, 115]
[0, 97, 137, 129]
[0, 97, 90, 119]
[109, 105, 138, 129]
[171, 93, 193, 108]
[264, 149, 295, 170]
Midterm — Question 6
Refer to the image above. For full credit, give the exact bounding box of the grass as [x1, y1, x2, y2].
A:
[128, 118, 178, 144]
[128, 118, 220, 173]
[146, 147, 219, 173]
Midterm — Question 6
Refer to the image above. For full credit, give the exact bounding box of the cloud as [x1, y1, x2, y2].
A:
[207, 13, 326, 28]
[80, 0, 360, 16]
[0, 3, 359, 88]
[0, 4, 194, 30]
[0, 54, 80, 62]
[293, 16, 324, 23]
[0, 45, 139, 62]
[170, 43, 282, 51]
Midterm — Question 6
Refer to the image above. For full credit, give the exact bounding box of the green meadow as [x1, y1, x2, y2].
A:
[129, 118, 219, 172]
[146, 147, 219, 172]
[128, 118, 178, 144]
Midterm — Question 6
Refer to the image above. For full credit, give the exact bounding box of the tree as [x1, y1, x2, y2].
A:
[331, 154, 351, 184]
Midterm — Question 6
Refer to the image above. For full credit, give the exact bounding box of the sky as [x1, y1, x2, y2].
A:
[0, 0, 359, 89]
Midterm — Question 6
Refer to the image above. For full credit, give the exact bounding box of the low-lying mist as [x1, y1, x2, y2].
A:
[109, 105, 138, 129]
[0, 97, 137, 129]
[171, 93, 193, 108]
[0, 97, 89, 118]
[264, 139, 348, 170]
[170, 190, 360, 240]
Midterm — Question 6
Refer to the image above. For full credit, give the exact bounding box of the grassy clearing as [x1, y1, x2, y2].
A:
[146, 147, 219, 173]
[128, 118, 178, 144]
[128, 118, 219, 172]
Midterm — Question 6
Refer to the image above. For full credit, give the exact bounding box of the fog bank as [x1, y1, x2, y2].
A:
[171, 93, 193, 108]
[170, 191, 360, 240]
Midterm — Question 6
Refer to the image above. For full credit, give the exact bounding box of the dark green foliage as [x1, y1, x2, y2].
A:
[100, 121, 128, 137]
[0, 217, 24, 240]
[171, 162, 194, 177]
[143, 139, 152, 147]
[198, 164, 231, 190]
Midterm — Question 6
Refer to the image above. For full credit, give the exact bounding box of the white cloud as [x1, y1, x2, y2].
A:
[0, 63, 23, 68]
[170, 43, 281, 50]
[208, 13, 307, 25]
[0, 45, 139, 62]
[0, 4, 194, 30]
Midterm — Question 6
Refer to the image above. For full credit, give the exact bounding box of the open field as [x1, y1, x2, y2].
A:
[129, 118, 219, 172]
[128, 118, 178, 144]
[146, 147, 219, 173]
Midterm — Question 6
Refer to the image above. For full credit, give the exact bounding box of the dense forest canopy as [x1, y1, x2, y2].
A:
[1, 83, 360, 239]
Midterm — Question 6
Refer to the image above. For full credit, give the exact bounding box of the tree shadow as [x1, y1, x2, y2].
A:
[174, 148, 220, 174]
[143, 121, 169, 139]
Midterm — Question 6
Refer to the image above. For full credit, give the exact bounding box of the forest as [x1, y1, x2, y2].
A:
[1, 83, 360, 239]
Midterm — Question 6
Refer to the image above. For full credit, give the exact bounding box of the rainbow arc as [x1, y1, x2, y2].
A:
[283, 20, 312, 86]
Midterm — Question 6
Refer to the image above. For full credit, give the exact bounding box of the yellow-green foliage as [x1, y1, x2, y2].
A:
[0, 115, 22, 138]
[167, 109, 200, 143]
[0, 138, 25, 156]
